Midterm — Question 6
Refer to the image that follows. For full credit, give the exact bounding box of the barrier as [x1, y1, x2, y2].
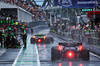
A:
[50, 27, 100, 45]
[73, 30, 100, 45]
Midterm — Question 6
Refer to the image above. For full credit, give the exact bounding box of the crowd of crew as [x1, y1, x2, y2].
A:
[0, 23, 27, 49]
[75, 21, 100, 31]
[51, 20, 100, 34]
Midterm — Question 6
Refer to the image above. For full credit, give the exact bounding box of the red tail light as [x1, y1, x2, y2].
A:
[79, 45, 83, 51]
[33, 36, 35, 39]
[67, 51, 74, 58]
[69, 52, 72, 57]
[43, 36, 46, 39]
[57, 45, 62, 51]
[38, 39, 41, 42]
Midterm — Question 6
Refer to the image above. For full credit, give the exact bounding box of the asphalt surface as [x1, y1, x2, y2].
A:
[34, 29, 100, 66]
[0, 34, 22, 66]
[0, 27, 100, 66]
[0, 48, 20, 66]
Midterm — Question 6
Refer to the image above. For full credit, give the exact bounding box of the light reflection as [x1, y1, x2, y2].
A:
[44, 44, 46, 48]
[39, 54, 40, 57]
[38, 44, 41, 51]
[79, 63, 83, 66]
[69, 62, 72, 66]
[58, 63, 62, 66]
[38, 44, 41, 47]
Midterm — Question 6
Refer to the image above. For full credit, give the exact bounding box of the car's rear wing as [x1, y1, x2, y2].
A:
[58, 43, 82, 47]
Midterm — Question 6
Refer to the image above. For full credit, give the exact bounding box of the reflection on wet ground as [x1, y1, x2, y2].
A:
[36, 29, 100, 66]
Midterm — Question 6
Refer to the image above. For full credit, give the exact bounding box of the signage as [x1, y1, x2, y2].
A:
[82, 8, 93, 12]
[54, 0, 99, 8]
[0, 20, 14, 24]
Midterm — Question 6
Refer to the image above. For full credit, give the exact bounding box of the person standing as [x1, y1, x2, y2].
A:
[0, 30, 2, 47]
[31, 28, 33, 35]
[22, 27, 27, 48]
[6, 33, 11, 49]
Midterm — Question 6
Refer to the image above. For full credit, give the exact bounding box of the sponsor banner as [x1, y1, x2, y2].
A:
[54, 0, 98, 8]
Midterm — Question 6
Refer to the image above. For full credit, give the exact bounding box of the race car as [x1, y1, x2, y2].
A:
[51, 42, 90, 61]
[31, 34, 54, 44]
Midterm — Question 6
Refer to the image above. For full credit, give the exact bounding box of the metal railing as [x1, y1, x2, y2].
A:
[50, 28, 100, 45]
[73, 30, 100, 45]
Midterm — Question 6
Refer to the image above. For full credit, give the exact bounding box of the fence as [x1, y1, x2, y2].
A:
[73, 30, 100, 45]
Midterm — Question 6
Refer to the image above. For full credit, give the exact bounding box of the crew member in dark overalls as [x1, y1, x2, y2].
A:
[0, 30, 2, 47]
[6, 33, 11, 49]
[22, 27, 27, 48]
[6, 28, 12, 49]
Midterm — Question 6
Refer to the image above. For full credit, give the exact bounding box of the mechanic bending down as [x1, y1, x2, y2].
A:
[4, 27, 20, 48]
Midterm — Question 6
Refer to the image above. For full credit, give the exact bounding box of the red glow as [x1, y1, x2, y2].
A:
[69, 62, 72, 66]
[38, 44, 41, 47]
[43, 36, 46, 39]
[44, 44, 46, 48]
[79, 45, 83, 51]
[69, 52, 72, 57]
[79, 63, 83, 66]
[57, 45, 62, 51]
[67, 51, 74, 58]
[38, 39, 41, 42]
[58, 63, 62, 66]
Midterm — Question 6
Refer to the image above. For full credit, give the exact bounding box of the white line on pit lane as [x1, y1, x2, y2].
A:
[12, 47, 23, 66]
[90, 52, 100, 59]
[35, 44, 40, 66]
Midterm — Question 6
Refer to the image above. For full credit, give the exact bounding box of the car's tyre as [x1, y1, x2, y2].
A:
[44, 38, 51, 44]
[49, 37, 54, 43]
[80, 49, 90, 61]
[45, 37, 54, 44]
[31, 38, 35, 44]
[51, 46, 61, 61]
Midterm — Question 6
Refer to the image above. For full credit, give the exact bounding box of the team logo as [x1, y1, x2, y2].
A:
[62, 0, 72, 7]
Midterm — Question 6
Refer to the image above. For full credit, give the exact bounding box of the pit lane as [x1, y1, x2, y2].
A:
[0, 27, 100, 66]
[34, 28, 100, 66]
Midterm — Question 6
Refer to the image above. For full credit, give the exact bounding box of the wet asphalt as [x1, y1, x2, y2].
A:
[35, 29, 100, 66]
[0, 27, 100, 66]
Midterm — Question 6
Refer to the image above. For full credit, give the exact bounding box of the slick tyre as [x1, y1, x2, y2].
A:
[49, 37, 54, 43]
[80, 49, 90, 61]
[31, 38, 35, 44]
[51, 46, 61, 61]
[44, 38, 51, 44]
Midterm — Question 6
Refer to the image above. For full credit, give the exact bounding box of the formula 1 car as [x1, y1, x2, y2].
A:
[31, 34, 54, 44]
[51, 42, 90, 61]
